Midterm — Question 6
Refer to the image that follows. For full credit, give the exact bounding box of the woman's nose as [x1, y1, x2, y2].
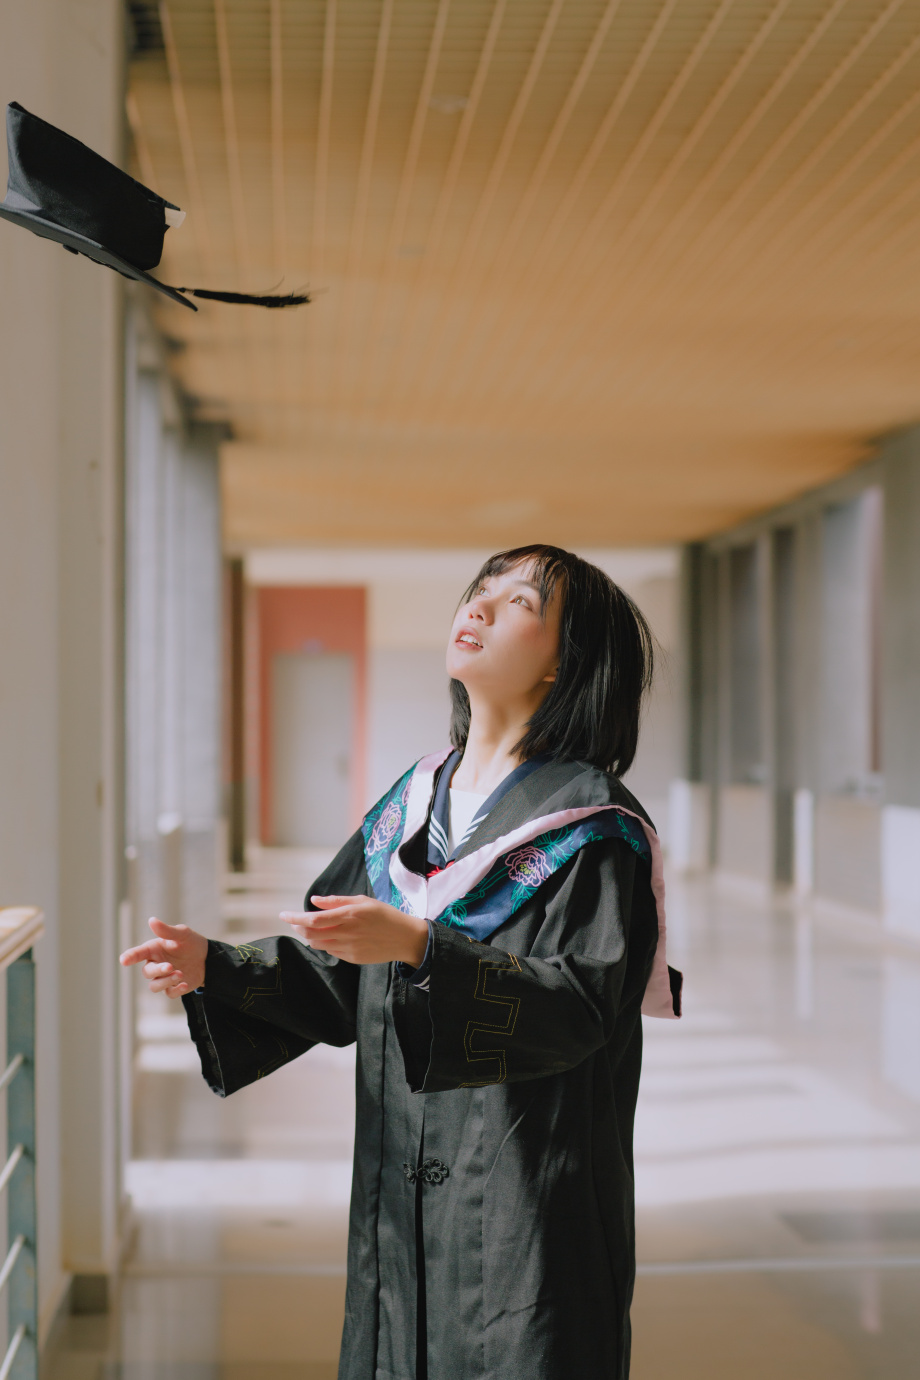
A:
[466, 597, 491, 623]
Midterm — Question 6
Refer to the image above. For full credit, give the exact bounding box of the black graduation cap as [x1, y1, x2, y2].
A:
[0, 102, 309, 312]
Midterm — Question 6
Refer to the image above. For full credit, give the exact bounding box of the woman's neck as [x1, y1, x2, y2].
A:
[451, 697, 532, 795]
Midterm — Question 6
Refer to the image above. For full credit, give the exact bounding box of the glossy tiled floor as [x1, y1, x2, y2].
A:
[632, 877, 920, 1378]
[45, 867, 920, 1380]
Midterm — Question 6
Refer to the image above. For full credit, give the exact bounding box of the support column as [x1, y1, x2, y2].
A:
[56, 82, 125, 1306]
[0, 0, 127, 1327]
[125, 323, 223, 941]
[668, 544, 713, 871]
[881, 430, 920, 935]
[228, 558, 247, 872]
[178, 426, 223, 929]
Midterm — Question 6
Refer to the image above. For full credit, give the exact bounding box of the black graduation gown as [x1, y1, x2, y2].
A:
[183, 759, 660, 1380]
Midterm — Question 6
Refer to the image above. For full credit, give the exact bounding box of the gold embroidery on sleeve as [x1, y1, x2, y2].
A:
[226, 1015, 291, 1080]
[234, 943, 264, 961]
[236, 955, 287, 1077]
[239, 959, 283, 1013]
[460, 953, 522, 1087]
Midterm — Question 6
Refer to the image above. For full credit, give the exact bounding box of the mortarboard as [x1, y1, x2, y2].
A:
[0, 102, 309, 312]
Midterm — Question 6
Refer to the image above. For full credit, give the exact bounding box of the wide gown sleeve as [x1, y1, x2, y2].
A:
[183, 829, 368, 1096]
[392, 837, 656, 1094]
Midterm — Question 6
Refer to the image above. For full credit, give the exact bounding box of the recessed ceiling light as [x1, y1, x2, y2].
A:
[429, 95, 468, 114]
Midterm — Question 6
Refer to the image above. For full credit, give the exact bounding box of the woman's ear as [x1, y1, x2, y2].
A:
[542, 669, 557, 683]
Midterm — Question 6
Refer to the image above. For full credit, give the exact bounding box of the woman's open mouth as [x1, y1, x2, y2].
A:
[456, 631, 482, 648]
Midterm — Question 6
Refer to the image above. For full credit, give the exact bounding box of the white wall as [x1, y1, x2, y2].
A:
[247, 550, 489, 810]
[367, 565, 475, 805]
[367, 649, 452, 805]
[0, 0, 125, 1331]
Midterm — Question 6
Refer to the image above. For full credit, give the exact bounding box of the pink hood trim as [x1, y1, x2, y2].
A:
[389, 750, 678, 1019]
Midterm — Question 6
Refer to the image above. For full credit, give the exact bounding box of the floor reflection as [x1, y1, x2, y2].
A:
[632, 873, 920, 1378]
[45, 864, 920, 1380]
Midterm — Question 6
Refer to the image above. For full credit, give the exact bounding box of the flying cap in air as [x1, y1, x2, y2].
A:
[0, 102, 309, 312]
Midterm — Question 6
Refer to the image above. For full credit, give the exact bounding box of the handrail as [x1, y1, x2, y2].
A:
[0, 1240, 24, 1298]
[0, 1149, 24, 1201]
[0, 1058, 23, 1098]
[0, 1326, 25, 1380]
[0, 913, 43, 975]
[0, 910, 41, 1380]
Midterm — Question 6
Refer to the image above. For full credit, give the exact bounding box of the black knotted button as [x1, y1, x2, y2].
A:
[403, 1158, 449, 1185]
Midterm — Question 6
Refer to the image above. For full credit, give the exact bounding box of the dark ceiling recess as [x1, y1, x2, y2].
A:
[127, 2, 164, 56]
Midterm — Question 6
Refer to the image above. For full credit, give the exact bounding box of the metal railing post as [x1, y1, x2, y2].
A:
[5, 952, 36, 1380]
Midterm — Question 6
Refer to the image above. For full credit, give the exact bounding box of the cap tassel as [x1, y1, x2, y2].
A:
[173, 286, 310, 308]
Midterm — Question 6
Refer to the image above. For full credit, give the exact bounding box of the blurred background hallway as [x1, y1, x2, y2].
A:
[3, 2, 920, 1378]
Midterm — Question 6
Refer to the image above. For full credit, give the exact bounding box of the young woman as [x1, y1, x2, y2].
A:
[121, 544, 681, 1380]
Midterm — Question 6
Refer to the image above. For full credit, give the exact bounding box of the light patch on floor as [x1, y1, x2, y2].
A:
[126, 1160, 353, 1211]
[632, 1274, 863, 1380]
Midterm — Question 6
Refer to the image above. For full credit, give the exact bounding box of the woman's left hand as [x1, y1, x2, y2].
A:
[280, 895, 429, 968]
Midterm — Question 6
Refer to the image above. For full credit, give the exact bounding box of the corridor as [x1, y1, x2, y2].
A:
[8, 3, 920, 1377]
[44, 868, 920, 1380]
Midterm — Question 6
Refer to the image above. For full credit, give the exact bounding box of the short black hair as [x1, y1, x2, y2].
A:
[449, 544, 654, 778]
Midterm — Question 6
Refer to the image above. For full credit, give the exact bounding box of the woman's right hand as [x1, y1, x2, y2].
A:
[120, 917, 208, 998]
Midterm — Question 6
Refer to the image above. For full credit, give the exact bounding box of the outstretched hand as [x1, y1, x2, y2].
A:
[281, 895, 429, 968]
[119, 917, 208, 998]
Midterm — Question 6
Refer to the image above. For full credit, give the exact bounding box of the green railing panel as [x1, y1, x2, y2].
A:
[2, 950, 37, 1380]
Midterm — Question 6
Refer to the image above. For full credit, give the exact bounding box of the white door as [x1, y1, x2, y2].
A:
[271, 651, 354, 847]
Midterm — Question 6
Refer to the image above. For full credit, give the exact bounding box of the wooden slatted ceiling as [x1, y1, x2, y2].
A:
[129, 0, 920, 547]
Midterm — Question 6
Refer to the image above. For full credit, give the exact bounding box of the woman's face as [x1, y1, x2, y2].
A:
[446, 562, 562, 703]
